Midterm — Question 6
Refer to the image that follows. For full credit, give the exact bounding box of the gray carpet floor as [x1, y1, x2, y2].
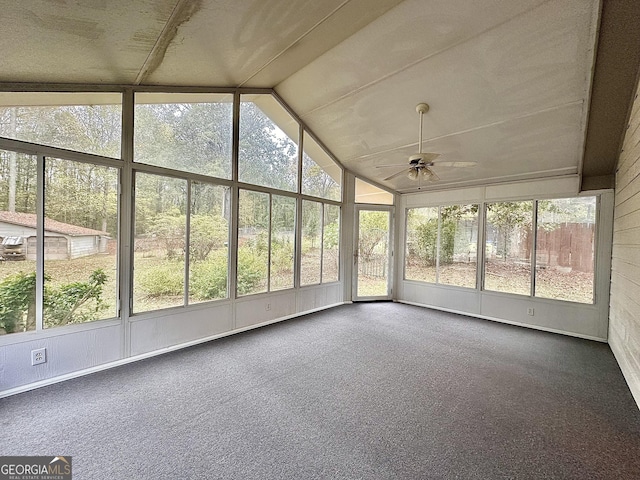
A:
[2, 302, 640, 479]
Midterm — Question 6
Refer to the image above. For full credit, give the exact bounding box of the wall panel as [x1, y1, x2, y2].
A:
[611, 78, 640, 408]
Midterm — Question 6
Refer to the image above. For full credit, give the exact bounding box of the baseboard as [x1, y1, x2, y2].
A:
[396, 300, 608, 343]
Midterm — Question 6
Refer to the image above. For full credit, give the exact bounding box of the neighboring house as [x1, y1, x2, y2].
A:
[0, 211, 109, 260]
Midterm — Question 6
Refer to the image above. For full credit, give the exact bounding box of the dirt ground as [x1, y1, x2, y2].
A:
[405, 260, 593, 303]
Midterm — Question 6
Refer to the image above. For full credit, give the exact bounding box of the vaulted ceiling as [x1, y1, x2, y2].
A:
[2, 0, 639, 194]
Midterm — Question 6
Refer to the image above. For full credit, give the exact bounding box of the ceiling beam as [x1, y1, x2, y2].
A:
[581, 0, 640, 189]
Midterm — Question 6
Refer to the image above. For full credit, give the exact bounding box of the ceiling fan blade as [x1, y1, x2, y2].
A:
[427, 168, 440, 182]
[421, 152, 440, 162]
[375, 163, 413, 168]
[383, 169, 409, 181]
[434, 161, 477, 168]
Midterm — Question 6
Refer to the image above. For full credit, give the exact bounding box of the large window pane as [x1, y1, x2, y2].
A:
[301, 200, 322, 285]
[189, 183, 230, 304]
[0, 92, 122, 158]
[535, 197, 596, 303]
[134, 93, 233, 179]
[302, 132, 341, 201]
[270, 195, 295, 291]
[322, 204, 340, 283]
[237, 190, 269, 296]
[239, 95, 298, 192]
[484, 201, 533, 295]
[438, 205, 478, 288]
[0, 150, 37, 335]
[405, 207, 438, 283]
[43, 158, 119, 327]
[133, 173, 187, 312]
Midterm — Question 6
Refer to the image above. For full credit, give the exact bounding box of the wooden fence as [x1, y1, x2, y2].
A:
[535, 223, 594, 273]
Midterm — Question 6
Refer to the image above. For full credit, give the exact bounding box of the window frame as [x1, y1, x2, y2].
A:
[404, 195, 599, 306]
[0, 87, 345, 338]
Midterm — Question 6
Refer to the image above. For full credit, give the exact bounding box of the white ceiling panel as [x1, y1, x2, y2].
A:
[0, 0, 177, 84]
[287, 0, 597, 163]
[145, 0, 401, 87]
[242, 0, 405, 87]
[276, 0, 548, 116]
[358, 103, 584, 192]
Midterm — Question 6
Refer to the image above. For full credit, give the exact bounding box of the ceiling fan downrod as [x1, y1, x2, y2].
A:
[416, 102, 429, 156]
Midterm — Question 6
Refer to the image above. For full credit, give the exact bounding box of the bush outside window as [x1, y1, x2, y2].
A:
[405, 205, 478, 288]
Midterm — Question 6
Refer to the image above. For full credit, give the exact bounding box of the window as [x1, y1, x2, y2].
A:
[133, 173, 187, 312]
[0, 150, 37, 335]
[237, 190, 269, 296]
[0, 92, 122, 158]
[0, 151, 120, 334]
[438, 205, 479, 288]
[134, 93, 233, 179]
[239, 94, 298, 192]
[43, 158, 119, 327]
[405, 205, 478, 287]
[302, 131, 341, 201]
[405, 207, 438, 283]
[535, 197, 596, 303]
[484, 201, 534, 296]
[301, 200, 322, 285]
[270, 195, 296, 291]
[188, 182, 230, 303]
[322, 204, 340, 283]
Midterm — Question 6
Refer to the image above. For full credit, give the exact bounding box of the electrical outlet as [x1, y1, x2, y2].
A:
[527, 308, 534, 316]
[31, 348, 46, 366]
[266, 303, 271, 311]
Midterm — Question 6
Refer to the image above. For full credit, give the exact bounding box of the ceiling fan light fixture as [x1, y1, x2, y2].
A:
[407, 168, 419, 180]
[421, 168, 433, 180]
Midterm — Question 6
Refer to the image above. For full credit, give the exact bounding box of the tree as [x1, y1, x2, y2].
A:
[358, 211, 388, 261]
[486, 202, 533, 261]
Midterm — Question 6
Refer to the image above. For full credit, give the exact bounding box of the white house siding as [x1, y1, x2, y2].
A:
[0, 222, 35, 238]
[69, 235, 101, 259]
[610, 80, 640, 409]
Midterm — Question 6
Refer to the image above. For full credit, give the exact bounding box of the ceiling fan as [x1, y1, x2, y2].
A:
[376, 102, 476, 184]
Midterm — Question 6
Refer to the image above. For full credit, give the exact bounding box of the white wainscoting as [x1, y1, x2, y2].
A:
[1, 282, 344, 397]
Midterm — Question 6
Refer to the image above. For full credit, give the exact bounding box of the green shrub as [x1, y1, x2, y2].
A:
[138, 261, 184, 297]
[0, 271, 36, 334]
[415, 219, 438, 265]
[190, 250, 228, 300]
[270, 237, 294, 272]
[0, 269, 107, 334]
[237, 247, 267, 295]
[44, 269, 107, 327]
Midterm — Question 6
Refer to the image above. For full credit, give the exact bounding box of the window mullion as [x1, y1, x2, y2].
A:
[435, 206, 441, 284]
[185, 180, 192, 306]
[531, 200, 538, 298]
[35, 154, 45, 331]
